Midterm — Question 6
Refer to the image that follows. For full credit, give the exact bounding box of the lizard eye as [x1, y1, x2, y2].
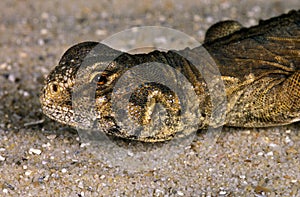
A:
[97, 75, 107, 85]
[89, 72, 108, 85]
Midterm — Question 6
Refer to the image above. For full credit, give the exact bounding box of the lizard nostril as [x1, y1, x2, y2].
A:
[50, 83, 59, 94]
[53, 84, 57, 91]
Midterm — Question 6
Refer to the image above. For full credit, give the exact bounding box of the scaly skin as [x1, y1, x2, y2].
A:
[40, 10, 300, 142]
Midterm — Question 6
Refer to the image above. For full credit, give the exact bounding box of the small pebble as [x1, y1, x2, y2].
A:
[95, 29, 107, 36]
[285, 136, 292, 143]
[219, 190, 227, 195]
[0, 155, 5, 161]
[19, 90, 29, 97]
[42, 142, 51, 148]
[44, 175, 49, 181]
[19, 52, 28, 58]
[47, 134, 57, 140]
[41, 12, 49, 19]
[8, 74, 15, 82]
[78, 181, 84, 189]
[100, 175, 106, 179]
[127, 151, 134, 157]
[51, 173, 59, 179]
[242, 130, 251, 134]
[101, 12, 108, 18]
[25, 170, 32, 176]
[38, 39, 45, 45]
[177, 191, 184, 196]
[193, 14, 201, 22]
[155, 188, 164, 194]
[159, 15, 166, 22]
[220, 2, 231, 9]
[29, 148, 42, 155]
[80, 143, 90, 148]
[0, 62, 10, 70]
[257, 152, 264, 156]
[269, 143, 277, 147]
[205, 16, 214, 23]
[40, 28, 48, 35]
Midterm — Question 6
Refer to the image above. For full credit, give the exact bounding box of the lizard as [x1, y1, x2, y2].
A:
[40, 10, 300, 142]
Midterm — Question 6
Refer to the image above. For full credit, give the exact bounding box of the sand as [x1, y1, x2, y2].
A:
[0, 0, 299, 196]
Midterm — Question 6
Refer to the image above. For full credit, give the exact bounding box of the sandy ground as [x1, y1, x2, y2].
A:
[0, 0, 300, 196]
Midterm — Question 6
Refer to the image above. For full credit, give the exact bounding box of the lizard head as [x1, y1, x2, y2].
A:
[40, 42, 102, 127]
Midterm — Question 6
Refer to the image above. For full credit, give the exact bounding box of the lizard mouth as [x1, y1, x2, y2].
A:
[41, 103, 75, 127]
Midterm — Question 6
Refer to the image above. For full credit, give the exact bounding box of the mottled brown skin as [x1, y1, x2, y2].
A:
[40, 10, 300, 142]
[204, 10, 300, 127]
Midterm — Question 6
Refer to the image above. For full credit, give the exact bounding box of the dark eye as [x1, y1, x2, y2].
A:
[90, 72, 109, 85]
[97, 75, 107, 85]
